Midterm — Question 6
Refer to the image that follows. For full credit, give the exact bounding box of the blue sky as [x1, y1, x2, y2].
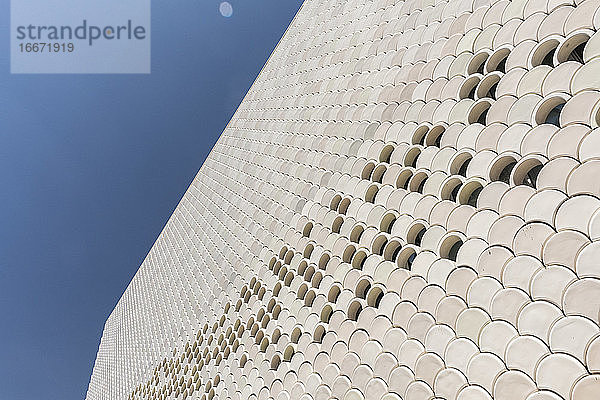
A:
[0, 0, 303, 398]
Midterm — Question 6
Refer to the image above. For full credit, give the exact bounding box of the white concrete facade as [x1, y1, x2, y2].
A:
[86, 0, 600, 399]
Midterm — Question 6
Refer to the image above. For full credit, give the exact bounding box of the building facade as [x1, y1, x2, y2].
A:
[86, 0, 600, 399]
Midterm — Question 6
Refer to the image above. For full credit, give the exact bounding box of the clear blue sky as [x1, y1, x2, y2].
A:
[0, 1, 303, 398]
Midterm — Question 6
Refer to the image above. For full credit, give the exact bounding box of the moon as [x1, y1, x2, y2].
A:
[219, 2, 233, 17]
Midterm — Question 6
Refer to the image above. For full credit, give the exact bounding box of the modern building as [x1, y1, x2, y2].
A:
[86, 0, 600, 399]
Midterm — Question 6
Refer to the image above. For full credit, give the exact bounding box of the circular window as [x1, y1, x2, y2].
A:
[303, 265, 315, 282]
[409, 171, 429, 193]
[278, 246, 288, 259]
[277, 265, 287, 281]
[328, 285, 341, 303]
[440, 234, 464, 261]
[371, 164, 387, 183]
[330, 194, 342, 210]
[379, 144, 395, 163]
[459, 75, 482, 100]
[489, 154, 518, 183]
[348, 300, 363, 321]
[303, 244, 314, 259]
[380, 212, 397, 233]
[512, 157, 545, 188]
[412, 124, 431, 145]
[366, 286, 384, 308]
[468, 99, 492, 125]
[343, 244, 356, 263]
[283, 345, 295, 361]
[468, 49, 491, 75]
[485, 46, 511, 73]
[457, 179, 484, 207]
[425, 124, 446, 147]
[556, 30, 592, 64]
[365, 183, 380, 203]
[272, 261, 281, 275]
[313, 324, 326, 342]
[320, 305, 333, 323]
[332, 216, 344, 233]
[361, 161, 376, 179]
[440, 176, 463, 202]
[297, 284, 308, 300]
[396, 246, 418, 270]
[450, 151, 474, 177]
[350, 225, 365, 243]
[407, 223, 427, 246]
[533, 94, 569, 127]
[270, 354, 281, 370]
[271, 328, 281, 343]
[383, 239, 403, 261]
[304, 290, 316, 306]
[284, 271, 294, 287]
[351, 249, 368, 269]
[338, 197, 351, 214]
[372, 233, 388, 255]
[476, 72, 502, 100]
[404, 146, 422, 168]
[284, 249, 294, 264]
[355, 278, 371, 299]
[530, 37, 560, 67]
[396, 168, 414, 189]
[318, 253, 330, 270]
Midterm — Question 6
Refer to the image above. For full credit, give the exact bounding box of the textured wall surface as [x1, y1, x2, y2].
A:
[86, 0, 600, 399]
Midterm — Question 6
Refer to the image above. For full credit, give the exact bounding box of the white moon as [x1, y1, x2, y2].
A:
[219, 2, 233, 17]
